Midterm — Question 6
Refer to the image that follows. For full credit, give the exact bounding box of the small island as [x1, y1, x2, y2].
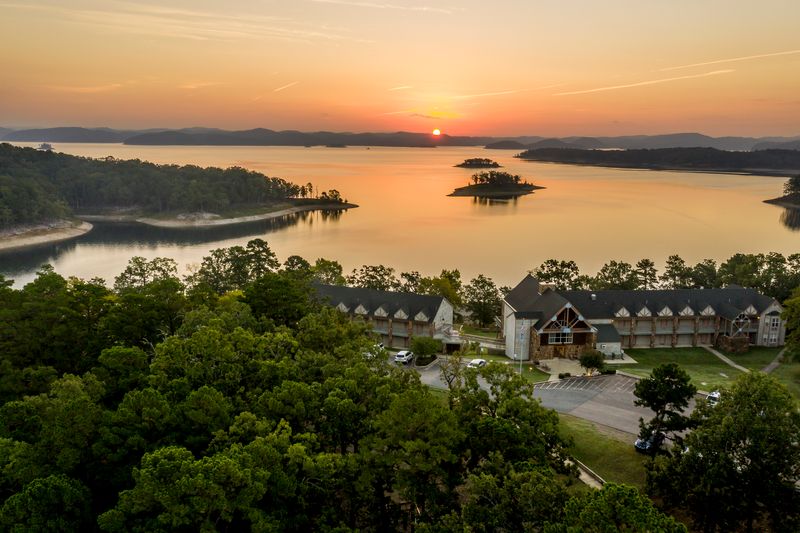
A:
[455, 158, 501, 168]
[449, 170, 544, 198]
[764, 175, 800, 209]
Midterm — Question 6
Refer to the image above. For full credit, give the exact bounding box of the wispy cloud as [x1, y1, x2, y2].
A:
[179, 82, 222, 90]
[273, 81, 299, 92]
[453, 83, 564, 100]
[660, 49, 800, 72]
[310, 0, 454, 14]
[555, 70, 734, 96]
[388, 85, 413, 91]
[0, 1, 365, 43]
[409, 113, 438, 119]
[45, 83, 123, 94]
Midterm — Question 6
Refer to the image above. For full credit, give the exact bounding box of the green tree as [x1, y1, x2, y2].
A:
[633, 363, 696, 450]
[346, 264, 401, 291]
[578, 350, 605, 375]
[548, 482, 686, 533]
[0, 474, 92, 533]
[534, 259, 580, 290]
[411, 336, 441, 357]
[690, 258, 719, 289]
[463, 274, 501, 327]
[311, 258, 346, 285]
[783, 286, 800, 361]
[783, 174, 800, 196]
[114, 257, 180, 292]
[648, 373, 800, 532]
[659, 254, 692, 289]
[243, 271, 315, 327]
[592, 260, 637, 290]
[633, 258, 658, 289]
[717, 252, 764, 289]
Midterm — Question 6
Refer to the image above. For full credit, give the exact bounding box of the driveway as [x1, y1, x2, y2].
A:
[411, 357, 650, 435]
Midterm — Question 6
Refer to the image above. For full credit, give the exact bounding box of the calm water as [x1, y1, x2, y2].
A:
[1, 143, 797, 288]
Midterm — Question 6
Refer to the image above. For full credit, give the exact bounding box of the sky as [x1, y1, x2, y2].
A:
[1, 0, 800, 137]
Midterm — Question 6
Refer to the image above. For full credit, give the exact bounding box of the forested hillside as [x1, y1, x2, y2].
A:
[517, 147, 800, 173]
[0, 241, 687, 531]
[0, 143, 300, 229]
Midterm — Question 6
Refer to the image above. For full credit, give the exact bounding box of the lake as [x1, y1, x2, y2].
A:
[1, 143, 797, 288]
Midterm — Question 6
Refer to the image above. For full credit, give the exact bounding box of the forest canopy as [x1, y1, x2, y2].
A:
[0, 143, 302, 228]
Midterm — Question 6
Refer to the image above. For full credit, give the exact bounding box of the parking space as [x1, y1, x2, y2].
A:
[535, 374, 639, 394]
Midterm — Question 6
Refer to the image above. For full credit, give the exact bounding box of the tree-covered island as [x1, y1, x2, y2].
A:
[0, 143, 355, 246]
[454, 157, 501, 168]
[449, 170, 544, 198]
[764, 174, 800, 208]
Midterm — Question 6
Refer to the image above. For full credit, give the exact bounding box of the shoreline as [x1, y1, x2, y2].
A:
[78, 202, 358, 228]
[0, 221, 93, 252]
[448, 184, 544, 198]
[516, 158, 796, 178]
[763, 197, 800, 209]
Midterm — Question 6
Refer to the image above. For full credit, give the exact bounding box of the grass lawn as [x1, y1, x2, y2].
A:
[480, 356, 551, 383]
[619, 348, 744, 392]
[458, 324, 502, 339]
[719, 346, 783, 372]
[558, 414, 647, 490]
[770, 361, 800, 400]
[428, 387, 450, 406]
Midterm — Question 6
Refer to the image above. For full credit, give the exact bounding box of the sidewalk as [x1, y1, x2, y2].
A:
[702, 346, 750, 373]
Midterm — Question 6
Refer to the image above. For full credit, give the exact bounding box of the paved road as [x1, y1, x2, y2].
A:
[406, 355, 650, 436]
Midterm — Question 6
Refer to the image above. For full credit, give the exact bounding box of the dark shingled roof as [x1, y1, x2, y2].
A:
[556, 287, 776, 320]
[595, 324, 621, 343]
[504, 274, 542, 317]
[314, 283, 447, 323]
[504, 276, 779, 323]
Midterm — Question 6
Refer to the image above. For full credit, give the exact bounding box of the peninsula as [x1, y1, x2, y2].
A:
[449, 170, 544, 198]
[764, 175, 800, 209]
[516, 147, 800, 176]
[0, 143, 354, 248]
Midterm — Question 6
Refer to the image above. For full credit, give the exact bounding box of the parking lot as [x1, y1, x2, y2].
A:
[389, 352, 652, 436]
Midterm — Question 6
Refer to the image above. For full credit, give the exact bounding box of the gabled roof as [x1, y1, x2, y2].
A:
[531, 289, 571, 329]
[504, 274, 540, 313]
[315, 284, 447, 323]
[556, 287, 777, 320]
[596, 324, 621, 343]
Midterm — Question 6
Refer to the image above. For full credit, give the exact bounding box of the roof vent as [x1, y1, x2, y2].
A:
[591, 293, 596, 301]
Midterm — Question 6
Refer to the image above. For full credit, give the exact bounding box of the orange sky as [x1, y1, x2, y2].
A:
[2, 0, 800, 136]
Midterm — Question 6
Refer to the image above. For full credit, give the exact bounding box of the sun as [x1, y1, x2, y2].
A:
[432, 128, 441, 136]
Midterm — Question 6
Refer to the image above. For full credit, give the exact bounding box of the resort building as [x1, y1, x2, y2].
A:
[503, 275, 786, 361]
[315, 284, 458, 349]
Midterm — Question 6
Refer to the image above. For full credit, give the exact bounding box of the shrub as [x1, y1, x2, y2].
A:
[558, 372, 571, 379]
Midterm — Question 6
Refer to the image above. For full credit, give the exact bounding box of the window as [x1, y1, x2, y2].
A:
[548, 332, 573, 344]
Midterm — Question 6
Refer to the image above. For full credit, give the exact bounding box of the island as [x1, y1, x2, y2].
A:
[0, 143, 355, 249]
[764, 175, 800, 209]
[516, 147, 800, 176]
[449, 170, 544, 198]
[455, 158, 501, 168]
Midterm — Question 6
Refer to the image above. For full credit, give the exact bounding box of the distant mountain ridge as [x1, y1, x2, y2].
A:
[1, 126, 799, 150]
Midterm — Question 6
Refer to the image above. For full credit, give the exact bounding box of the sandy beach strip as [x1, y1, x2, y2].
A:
[134, 203, 356, 228]
[0, 221, 93, 252]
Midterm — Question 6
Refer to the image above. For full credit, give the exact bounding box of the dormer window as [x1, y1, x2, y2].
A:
[354, 304, 368, 315]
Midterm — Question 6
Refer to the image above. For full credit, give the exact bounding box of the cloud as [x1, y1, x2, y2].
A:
[273, 81, 299, 92]
[409, 113, 438, 119]
[45, 83, 123, 94]
[309, 0, 454, 14]
[660, 49, 800, 71]
[388, 85, 413, 91]
[452, 83, 564, 100]
[179, 82, 222, 90]
[0, 1, 365, 43]
[555, 70, 734, 96]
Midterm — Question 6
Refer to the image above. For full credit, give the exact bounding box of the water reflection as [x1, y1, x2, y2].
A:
[0, 211, 321, 276]
[779, 208, 800, 231]
[471, 195, 522, 206]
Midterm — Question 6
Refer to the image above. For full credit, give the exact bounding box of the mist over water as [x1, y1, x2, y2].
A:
[0, 143, 795, 287]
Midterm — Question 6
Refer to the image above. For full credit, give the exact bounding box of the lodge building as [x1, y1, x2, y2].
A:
[315, 284, 457, 349]
[503, 275, 786, 361]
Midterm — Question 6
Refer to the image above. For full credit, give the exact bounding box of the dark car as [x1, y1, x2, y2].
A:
[634, 431, 665, 455]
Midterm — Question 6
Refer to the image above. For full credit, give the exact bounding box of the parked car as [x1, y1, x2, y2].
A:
[634, 431, 665, 455]
[707, 390, 721, 406]
[466, 358, 487, 369]
[394, 350, 414, 365]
